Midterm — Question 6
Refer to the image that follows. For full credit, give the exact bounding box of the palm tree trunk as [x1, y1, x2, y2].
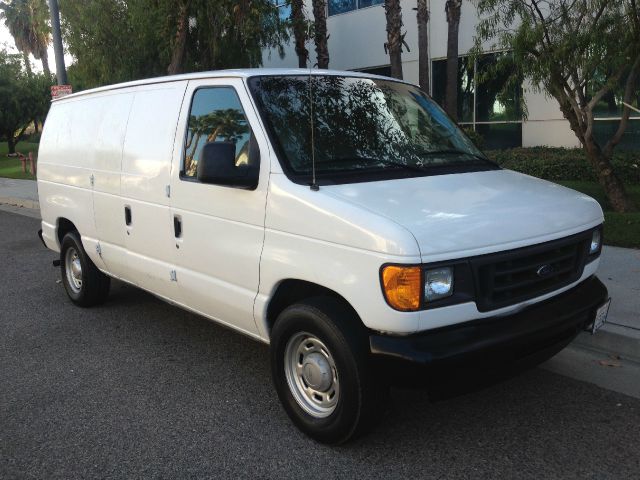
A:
[40, 46, 51, 77]
[167, 1, 189, 75]
[416, 0, 429, 92]
[311, 0, 329, 68]
[292, 0, 308, 68]
[445, 0, 461, 120]
[384, 0, 403, 79]
[22, 52, 32, 77]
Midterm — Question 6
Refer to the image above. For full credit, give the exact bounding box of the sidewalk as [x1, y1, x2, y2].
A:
[574, 246, 640, 362]
[0, 178, 39, 209]
[0, 177, 638, 360]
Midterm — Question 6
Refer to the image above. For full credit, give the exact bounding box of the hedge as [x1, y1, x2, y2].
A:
[487, 147, 640, 184]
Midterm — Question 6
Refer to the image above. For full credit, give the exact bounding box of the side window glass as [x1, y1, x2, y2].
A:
[183, 87, 253, 178]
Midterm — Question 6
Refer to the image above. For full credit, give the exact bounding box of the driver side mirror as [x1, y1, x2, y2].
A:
[197, 141, 258, 189]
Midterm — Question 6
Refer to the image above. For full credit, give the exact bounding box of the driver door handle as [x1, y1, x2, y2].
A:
[173, 215, 182, 238]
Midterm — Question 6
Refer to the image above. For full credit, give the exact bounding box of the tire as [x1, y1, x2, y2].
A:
[60, 231, 110, 307]
[270, 297, 387, 444]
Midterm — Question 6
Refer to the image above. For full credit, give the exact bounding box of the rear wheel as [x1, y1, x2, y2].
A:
[270, 297, 387, 444]
[60, 231, 110, 307]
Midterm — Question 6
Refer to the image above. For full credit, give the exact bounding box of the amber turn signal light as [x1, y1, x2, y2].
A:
[381, 265, 422, 311]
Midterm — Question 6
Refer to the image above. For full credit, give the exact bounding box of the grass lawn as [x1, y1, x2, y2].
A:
[0, 142, 40, 180]
[557, 181, 640, 249]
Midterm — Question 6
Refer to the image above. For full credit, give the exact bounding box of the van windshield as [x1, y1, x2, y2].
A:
[248, 75, 497, 184]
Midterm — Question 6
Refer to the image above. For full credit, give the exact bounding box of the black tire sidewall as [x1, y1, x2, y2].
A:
[271, 300, 371, 444]
[61, 232, 87, 303]
[60, 231, 110, 307]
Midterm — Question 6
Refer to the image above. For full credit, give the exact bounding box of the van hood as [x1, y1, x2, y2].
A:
[321, 169, 603, 260]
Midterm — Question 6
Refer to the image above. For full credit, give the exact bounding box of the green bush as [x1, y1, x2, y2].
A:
[488, 147, 640, 184]
[462, 126, 485, 150]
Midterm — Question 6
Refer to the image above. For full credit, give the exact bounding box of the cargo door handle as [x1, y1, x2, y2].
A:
[124, 206, 132, 226]
[173, 215, 182, 238]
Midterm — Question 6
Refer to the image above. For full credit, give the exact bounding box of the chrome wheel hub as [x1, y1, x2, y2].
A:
[65, 247, 83, 293]
[284, 332, 339, 418]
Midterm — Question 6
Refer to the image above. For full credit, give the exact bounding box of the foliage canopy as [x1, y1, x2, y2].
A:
[59, 0, 289, 89]
[0, 48, 51, 153]
[475, 0, 640, 212]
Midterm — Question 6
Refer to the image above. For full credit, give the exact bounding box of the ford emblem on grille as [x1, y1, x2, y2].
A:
[536, 264, 555, 277]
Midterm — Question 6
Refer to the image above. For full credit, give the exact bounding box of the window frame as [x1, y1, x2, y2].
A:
[179, 85, 255, 183]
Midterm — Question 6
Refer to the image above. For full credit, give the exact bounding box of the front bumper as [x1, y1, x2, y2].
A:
[369, 276, 608, 387]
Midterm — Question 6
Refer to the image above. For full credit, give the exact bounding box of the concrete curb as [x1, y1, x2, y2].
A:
[0, 196, 40, 210]
[573, 324, 640, 363]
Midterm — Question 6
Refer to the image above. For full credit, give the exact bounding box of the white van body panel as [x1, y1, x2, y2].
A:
[321, 169, 604, 261]
[117, 81, 188, 299]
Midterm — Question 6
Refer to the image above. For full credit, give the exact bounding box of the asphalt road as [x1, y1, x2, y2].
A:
[1, 209, 639, 479]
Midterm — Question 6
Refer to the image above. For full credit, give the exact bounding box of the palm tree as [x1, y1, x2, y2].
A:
[416, 0, 429, 92]
[0, 0, 51, 77]
[291, 0, 308, 68]
[167, 0, 189, 75]
[445, 0, 462, 120]
[384, 0, 403, 79]
[311, 0, 329, 68]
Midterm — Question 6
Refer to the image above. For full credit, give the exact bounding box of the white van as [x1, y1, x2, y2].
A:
[37, 69, 610, 444]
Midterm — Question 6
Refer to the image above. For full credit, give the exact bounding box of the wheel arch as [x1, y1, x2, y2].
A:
[265, 279, 366, 338]
[57, 217, 79, 247]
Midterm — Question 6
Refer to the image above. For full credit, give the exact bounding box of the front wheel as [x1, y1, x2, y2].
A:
[270, 297, 387, 444]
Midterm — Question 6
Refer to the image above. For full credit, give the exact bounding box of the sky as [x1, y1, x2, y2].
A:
[0, 22, 73, 75]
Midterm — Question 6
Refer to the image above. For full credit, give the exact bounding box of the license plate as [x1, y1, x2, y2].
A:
[592, 298, 611, 334]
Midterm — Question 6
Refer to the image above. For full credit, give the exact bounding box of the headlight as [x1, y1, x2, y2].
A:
[590, 229, 601, 255]
[425, 267, 453, 302]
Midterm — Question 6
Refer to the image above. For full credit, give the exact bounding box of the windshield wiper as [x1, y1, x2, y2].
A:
[418, 149, 491, 164]
[322, 156, 427, 173]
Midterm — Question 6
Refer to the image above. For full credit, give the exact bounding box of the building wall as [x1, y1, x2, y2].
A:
[262, 0, 580, 149]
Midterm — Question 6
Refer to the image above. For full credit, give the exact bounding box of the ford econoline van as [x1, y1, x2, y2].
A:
[37, 69, 610, 444]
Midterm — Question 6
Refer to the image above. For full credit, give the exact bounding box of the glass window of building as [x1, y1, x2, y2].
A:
[475, 53, 522, 122]
[271, 0, 291, 20]
[588, 68, 640, 151]
[431, 53, 523, 149]
[329, 0, 357, 15]
[358, 0, 384, 8]
[431, 57, 474, 123]
[329, 0, 383, 16]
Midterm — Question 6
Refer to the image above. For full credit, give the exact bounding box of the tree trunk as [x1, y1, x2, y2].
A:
[40, 46, 51, 77]
[584, 139, 635, 213]
[445, 0, 461, 120]
[7, 136, 16, 155]
[22, 53, 32, 77]
[416, 0, 429, 92]
[312, 0, 329, 68]
[384, 0, 403, 79]
[167, 1, 189, 75]
[291, 0, 308, 68]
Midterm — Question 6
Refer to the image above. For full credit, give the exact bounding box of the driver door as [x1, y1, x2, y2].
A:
[168, 78, 271, 337]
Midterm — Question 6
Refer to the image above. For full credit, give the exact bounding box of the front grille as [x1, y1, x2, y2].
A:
[471, 230, 593, 312]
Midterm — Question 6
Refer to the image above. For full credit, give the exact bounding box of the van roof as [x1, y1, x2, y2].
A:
[55, 68, 413, 102]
